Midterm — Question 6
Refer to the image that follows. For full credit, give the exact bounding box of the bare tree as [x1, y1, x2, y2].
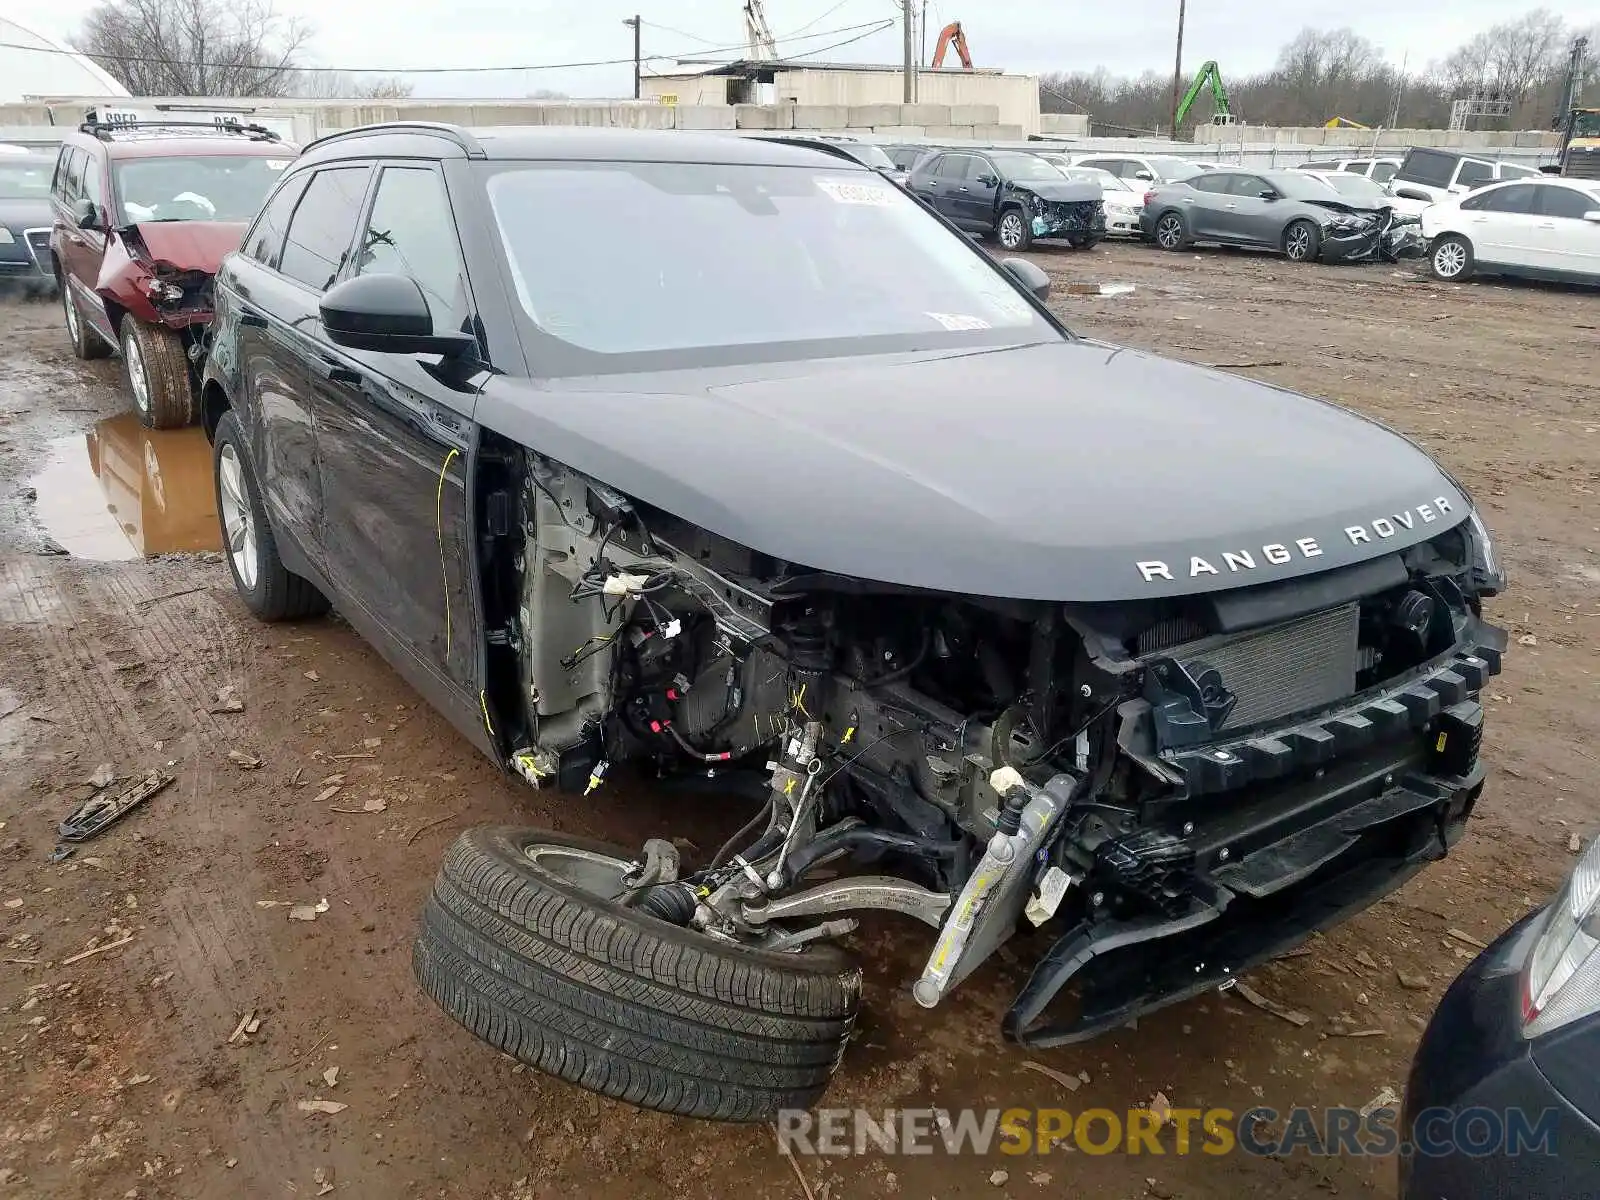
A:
[73, 0, 311, 97]
[1040, 9, 1585, 135]
[292, 71, 416, 99]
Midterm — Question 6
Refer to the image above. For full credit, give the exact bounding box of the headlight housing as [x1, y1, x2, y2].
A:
[0, 228, 15, 245]
[1524, 835, 1600, 1038]
[1466, 507, 1505, 595]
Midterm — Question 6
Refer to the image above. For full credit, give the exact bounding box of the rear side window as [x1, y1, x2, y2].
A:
[1398, 149, 1455, 189]
[1537, 186, 1596, 220]
[1370, 162, 1397, 183]
[278, 165, 372, 292]
[937, 155, 973, 180]
[1191, 174, 1232, 194]
[1454, 159, 1495, 189]
[243, 173, 310, 269]
[1342, 161, 1370, 173]
[354, 166, 469, 336]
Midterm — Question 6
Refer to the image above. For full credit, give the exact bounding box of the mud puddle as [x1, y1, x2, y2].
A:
[30, 413, 220, 559]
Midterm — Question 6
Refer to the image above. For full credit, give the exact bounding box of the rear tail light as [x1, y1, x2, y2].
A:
[1523, 833, 1600, 1038]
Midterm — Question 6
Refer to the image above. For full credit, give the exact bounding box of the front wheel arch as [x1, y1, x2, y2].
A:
[201, 379, 231, 443]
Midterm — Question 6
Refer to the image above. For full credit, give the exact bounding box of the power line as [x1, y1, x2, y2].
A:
[0, 20, 893, 77]
[780, 0, 859, 38]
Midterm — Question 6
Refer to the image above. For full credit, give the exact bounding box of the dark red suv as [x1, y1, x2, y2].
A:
[49, 117, 295, 427]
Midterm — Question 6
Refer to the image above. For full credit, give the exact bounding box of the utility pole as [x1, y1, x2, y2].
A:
[622, 15, 641, 99]
[1168, 0, 1186, 138]
[920, 0, 928, 66]
[902, 0, 915, 102]
[1387, 51, 1408, 130]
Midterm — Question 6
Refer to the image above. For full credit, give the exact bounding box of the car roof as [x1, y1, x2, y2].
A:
[68, 127, 293, 160]
[300, 123, 876, 171]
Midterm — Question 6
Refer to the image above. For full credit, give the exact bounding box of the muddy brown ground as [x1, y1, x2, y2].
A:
[0, 247, 1596, 1200]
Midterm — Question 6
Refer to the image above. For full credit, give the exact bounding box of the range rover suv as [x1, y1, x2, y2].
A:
[198, 121, 1506, 1123]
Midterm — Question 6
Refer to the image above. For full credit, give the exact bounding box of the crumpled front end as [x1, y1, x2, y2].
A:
[1002, 517, 1507, 1047]
[1318, 205, 1427, 263]
[1024, 192, 1107, 240]
[98, 227, 225, 332]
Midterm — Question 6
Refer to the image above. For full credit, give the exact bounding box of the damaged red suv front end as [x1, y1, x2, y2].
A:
[50, 118, 295, 428]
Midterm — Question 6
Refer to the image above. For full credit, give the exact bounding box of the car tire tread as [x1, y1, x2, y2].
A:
[124, 320, 198, 429]
[63, 286, 112, 360]
[413, 826, 861, 1122]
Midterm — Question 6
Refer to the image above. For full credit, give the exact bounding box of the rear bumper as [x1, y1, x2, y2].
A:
[1003, 621, 1506, 1047]
[1400, 912, 1600, 1199]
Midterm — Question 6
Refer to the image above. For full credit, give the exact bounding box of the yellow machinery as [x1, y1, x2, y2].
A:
[1323, 117, 1370, 129]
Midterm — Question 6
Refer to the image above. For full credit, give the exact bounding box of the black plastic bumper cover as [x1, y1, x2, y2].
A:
[1002, 623, 1504, 1048]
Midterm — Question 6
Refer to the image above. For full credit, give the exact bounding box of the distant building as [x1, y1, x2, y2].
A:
[643, 59, 1041, 136]
[0, 17, 130, 104]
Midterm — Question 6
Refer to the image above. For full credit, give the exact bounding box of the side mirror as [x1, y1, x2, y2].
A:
[73, 196, 100, 229]
[319, 273, 477, 358]
[1585, 211, 1600, 223]
[976, 173, 999, 187]
[1134, 170, 1155, 181]
[1394, 187, 1431, 202]
[1000, 256, 1050, 303]
[1258, 189, 1278, 201]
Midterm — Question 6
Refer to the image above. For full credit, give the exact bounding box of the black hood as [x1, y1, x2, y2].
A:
[0, 198, 50, 231]
[1007, 179, 1101, 204]
[476, 340, 1466, 603]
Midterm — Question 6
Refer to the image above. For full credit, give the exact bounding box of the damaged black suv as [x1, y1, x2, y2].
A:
[201, 122, 1506, 1123]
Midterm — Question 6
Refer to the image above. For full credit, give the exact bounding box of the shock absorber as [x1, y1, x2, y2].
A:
[783, 608, 831, 719]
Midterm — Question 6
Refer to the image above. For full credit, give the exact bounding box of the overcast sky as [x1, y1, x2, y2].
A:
[20, 0, 1599, 98]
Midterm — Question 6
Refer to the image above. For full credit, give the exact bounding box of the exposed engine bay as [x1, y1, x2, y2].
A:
[477, 445, 1506, 1044]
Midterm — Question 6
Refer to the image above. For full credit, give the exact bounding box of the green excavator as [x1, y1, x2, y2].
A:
[1175, 61, 1239, 127]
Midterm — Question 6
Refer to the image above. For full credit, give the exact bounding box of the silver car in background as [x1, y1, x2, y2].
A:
[1140, 167, 1426, 263]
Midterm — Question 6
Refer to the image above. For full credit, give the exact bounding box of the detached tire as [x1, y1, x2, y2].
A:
[414, 827, 862, 1122]
[122, 318, 198, 428]
[212, 411, 329, 621]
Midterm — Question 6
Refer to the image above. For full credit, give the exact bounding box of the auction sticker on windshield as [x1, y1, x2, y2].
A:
[266, 160, 291, 170]
[815, 178, 895, 206]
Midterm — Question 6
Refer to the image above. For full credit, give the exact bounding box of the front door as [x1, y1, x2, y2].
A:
[957, 155, 1001, 229]
[1459, 184, 1541, 268]
[1217, 174, 1276, 246]
[307, 163, 482, 696]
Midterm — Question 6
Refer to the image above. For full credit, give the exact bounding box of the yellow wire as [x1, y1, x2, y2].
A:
[436, 447, 460, 657]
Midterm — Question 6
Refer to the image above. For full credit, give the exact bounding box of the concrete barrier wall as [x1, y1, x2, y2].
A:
[1194, 123, 1562, 150]
[0, 99, 1025, 146]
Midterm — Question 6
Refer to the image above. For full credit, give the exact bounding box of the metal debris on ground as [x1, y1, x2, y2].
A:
[314, 1166, 335, 1196]
[288, 899, 331, 922]
[1231, 980, 1312, 1027]
[209, 685, 245, 714]
[1359, 1086, 1401, 1118]
[304, 670, 320, 682]
[322, 1066, 339, 1087]
[297, 1099, 348, 1116]
[227, 750, 264, 770]
[228, 1010, 257, 1044]
[1447, 928, 1489, 951]
[86, 762, 116, 789]
[46, 846, 76, 864]
[58, 769, 174, 843]
[1020, 1061, 1082, 1092]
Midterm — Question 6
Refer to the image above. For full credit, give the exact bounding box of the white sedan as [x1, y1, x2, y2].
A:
[1421, 178, 1600, 285]
[1053, 165, 1145, 237]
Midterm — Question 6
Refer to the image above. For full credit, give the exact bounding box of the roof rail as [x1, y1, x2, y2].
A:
[78, 118, 281, 142]
[301, 122, 485, 159]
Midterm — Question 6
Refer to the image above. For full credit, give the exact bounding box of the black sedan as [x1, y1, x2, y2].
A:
[0, 151, 56, 294]
[1401, 836, 1600, 1198]
[907, 148, 1105, 251]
